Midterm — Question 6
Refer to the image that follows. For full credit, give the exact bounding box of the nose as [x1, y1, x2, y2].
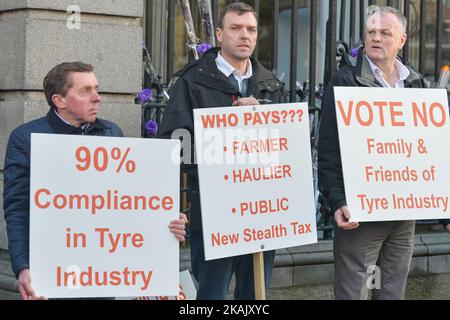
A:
[239, 28, 250, 38]
[372, 31, 381, 42]
[92, 90, 101, 103]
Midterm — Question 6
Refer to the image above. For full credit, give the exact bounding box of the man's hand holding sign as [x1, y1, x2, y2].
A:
[334, 206, 359, 230]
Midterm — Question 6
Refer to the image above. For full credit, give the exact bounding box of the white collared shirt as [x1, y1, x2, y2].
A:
[366, 56, 410, 88]
[215, 52, 252, 92]
[54, 109, 90, 131]
[54, 109, 71, 125]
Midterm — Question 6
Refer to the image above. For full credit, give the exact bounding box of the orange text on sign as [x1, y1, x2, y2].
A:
[232, 138, 288, 155]
[34, 188, 174, 214]
[200, 109, 305, 128]
[75, 146, 136, 173]
[337, 100, 448, 127]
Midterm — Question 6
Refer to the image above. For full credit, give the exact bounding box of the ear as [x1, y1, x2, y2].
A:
[52, 94, 66, 110]
[216, 27, 223, 43]
[399, 33, 407, 50]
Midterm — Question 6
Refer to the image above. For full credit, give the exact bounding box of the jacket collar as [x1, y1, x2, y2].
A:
[215, 51, 253, 78]
[354, 47, 423, 87]
[195, 47, 280, 95]
[46, 108, 107, 135]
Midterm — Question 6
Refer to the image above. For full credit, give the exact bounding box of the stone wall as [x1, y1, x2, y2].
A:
[0, 0, 143, 296]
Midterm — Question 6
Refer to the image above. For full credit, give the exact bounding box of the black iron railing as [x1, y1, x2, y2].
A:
[145, 0, 447, 89]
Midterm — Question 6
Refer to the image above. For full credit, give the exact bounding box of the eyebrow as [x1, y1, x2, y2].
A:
[230, 23, 256, 28]
[367, 28, 392, 32]
[79, 84, 99, 91]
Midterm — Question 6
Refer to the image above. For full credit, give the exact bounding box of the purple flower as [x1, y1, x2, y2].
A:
[138, 88, 152, 104]
[145, 120, 158, 136]
[351, 47, 359, 57]
[197, 43, 212, 54]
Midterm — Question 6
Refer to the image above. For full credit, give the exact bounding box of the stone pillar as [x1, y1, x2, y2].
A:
[0, 0, 143, 299]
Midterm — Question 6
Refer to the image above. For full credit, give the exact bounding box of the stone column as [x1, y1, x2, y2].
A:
[0, 0, 143, 299]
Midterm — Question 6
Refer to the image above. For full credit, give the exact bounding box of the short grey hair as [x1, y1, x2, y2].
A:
[366, 5, 408, 34]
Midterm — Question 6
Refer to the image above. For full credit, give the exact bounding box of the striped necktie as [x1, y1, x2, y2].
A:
[228, 74, 239, 93]
[228, 74, 250, 96]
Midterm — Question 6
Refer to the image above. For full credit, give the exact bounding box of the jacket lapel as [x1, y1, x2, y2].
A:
[193, 48, 282, 97]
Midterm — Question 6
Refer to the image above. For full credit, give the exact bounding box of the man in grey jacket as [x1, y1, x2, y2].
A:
[319, 6, 426, 300]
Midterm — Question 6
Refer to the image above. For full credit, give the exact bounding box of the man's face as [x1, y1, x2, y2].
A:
[216, 11, 257, 63]
[365, 12, 407, 65]
[54, 72, 101, 127]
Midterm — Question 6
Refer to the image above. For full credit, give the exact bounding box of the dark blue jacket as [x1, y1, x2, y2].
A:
[3, 109, 123, 278]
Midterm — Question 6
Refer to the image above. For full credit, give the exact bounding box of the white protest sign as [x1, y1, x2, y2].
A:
[194, 103, 317, 261]
[30, 134, 180, 298]
[334, 87, 450, 222]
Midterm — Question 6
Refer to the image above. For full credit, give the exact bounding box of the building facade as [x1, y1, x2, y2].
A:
[0, 0, 143, 299]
